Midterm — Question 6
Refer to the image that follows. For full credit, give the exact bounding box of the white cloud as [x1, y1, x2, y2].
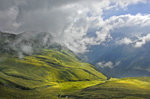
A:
[111, 0, 147, 9]
[21, 45, 33, 55]
[104, 14, 150, 31]
[0, 7, 20, 32]
[135, 34, 150, 47]
[97, 61, 113, 68]
[117, 33, 150, 48]
[97, 61, 120, 69]
[56, 1, 150, 53]
[103, 14, 150, 48]
[0, 0, 150, 53]
[115, 61, 121, 66]
[119, 37, 133, 45]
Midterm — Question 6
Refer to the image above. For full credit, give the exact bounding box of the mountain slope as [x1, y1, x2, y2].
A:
[0, 31, 54, 56]
[66, 77, 150, 99]
[1, 31, 150, 99]
[0, 31, 107, 98]
[86, 43, 150, 78]
[0, 48, 106, 95]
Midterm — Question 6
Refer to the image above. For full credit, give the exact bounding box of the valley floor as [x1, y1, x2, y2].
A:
[0, 77, 150, 99]
[65, 77, 150, 99]
[0, 50, 150, 99]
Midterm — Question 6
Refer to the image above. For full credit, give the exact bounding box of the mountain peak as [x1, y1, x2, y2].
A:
[0, 31, 60, 57]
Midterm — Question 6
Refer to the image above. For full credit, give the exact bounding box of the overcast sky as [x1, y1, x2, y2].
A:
[0, 0, 150, 53]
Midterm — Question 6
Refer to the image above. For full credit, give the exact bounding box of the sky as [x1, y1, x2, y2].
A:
[0, 0, 150, 53]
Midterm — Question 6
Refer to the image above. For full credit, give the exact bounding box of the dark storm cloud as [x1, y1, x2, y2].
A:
[0, 0, 17, 10]
[0, 0, 80, 10]
[0, 0, 83, 33]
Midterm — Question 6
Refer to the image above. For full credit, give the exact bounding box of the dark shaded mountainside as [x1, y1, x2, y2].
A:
[0, 31, 150, 99]
[87, 42, 150, 78]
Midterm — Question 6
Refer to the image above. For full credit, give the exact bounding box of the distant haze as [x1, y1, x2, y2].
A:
[0, 0, 150, 53]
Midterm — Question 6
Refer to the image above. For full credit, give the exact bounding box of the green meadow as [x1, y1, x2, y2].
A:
[0, 49, 150, 99]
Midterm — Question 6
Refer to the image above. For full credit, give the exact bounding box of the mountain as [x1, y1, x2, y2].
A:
[0, 31, 107, 98]
[0, 49, 107, 98]
[86, 42, 150, 78]
[0, 31, 150, 99]
[0, 50, 106, 98]
[1, 48, 150, 98]
[0, 49, 106, 82]
[0, 31, 58, 56]
[2, 31, 150, 78]
[83, 31, 150, 78]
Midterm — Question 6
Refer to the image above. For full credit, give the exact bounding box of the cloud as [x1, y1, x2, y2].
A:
[56, 1, 150, 53]
[110, 0, 147, 9]
[97, 61, 113, 68]
[0, 0, 149, 53]
[117, 33, 150, 48]
[118, 37, 133, 45]
[104, 14, 150, 33]
[97, 61, 120, 69]
[103, 14, 150, 48]
[0, 6, 20, 32]
[135, 33, 150, 47]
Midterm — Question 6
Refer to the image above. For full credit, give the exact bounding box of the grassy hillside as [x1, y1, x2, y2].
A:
[0, 49, 106, 98]
[1, 48, 150, 99]
[67, 77, 150, 99]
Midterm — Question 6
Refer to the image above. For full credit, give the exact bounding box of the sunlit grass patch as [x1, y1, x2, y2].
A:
[117, 78, 150, 89]
[54, 80, 105, 92]
[65, 77, 150, 99]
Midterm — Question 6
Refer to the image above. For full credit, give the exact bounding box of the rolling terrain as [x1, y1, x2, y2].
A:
[66, 77, 150, 99]
[0, 48, 106, 98]
[0, 31, 150, 99]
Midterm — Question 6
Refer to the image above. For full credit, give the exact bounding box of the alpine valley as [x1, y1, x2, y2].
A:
[0, 32, 150, 99]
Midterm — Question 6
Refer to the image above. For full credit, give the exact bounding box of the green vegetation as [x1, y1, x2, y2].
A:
[0, 49, 106, 98]
[0, 49, 150, 99]
[67, 77, 150, 99]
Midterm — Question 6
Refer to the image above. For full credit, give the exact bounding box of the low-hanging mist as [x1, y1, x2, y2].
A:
[0, 0, 150, 53]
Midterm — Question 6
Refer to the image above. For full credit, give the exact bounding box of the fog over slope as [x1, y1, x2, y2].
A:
[0, 31, 56, 58]
[0, 0, 150, 53]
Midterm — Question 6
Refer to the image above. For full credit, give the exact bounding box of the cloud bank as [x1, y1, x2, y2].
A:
[0, 0, 150, 53]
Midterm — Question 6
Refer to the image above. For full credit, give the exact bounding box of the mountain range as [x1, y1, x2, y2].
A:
[86, 39, 150, 78]
[0, 31, 150, 99]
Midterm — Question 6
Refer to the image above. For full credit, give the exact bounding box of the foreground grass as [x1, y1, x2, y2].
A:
[0, 49, 107, 98]
[0, 80, 105, 99]
[0, 72, 150, 99]
[0, 49, 150, 99]
[66, 77, 150, 99]
[54, 80, 105, 95]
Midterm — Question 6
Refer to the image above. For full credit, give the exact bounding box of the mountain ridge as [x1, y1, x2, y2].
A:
[0, 31, 150, 99]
